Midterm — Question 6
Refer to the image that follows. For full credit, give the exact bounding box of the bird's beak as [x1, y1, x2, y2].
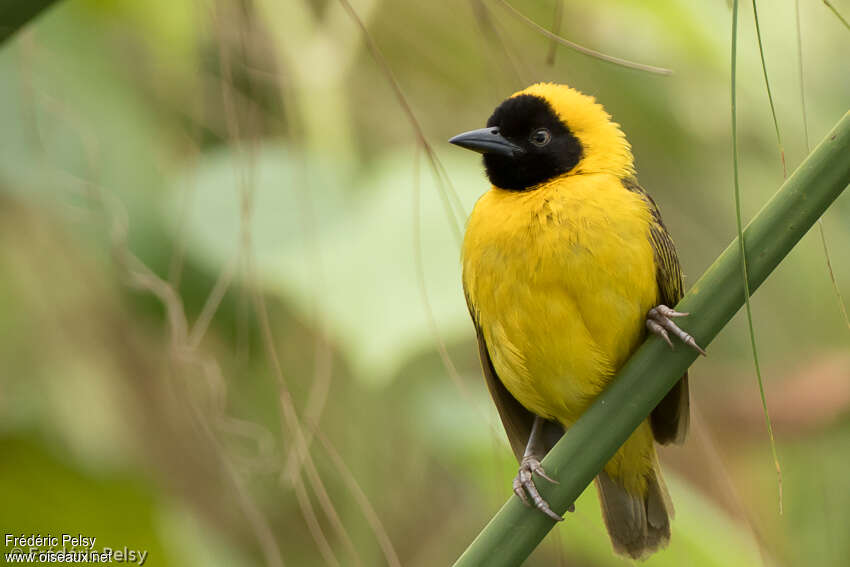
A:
[449, 127, 524, 157]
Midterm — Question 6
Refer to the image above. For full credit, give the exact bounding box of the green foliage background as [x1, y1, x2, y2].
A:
[0, 0, 848, 565]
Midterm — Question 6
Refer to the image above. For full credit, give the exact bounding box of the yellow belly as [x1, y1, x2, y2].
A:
[463, 173, 659, 492]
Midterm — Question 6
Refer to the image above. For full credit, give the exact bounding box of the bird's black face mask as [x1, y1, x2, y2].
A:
[450, 94, 583, 191]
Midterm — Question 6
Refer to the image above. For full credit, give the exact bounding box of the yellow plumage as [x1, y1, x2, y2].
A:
[463, 173, 658, 494]
[458, 83, 685, 557]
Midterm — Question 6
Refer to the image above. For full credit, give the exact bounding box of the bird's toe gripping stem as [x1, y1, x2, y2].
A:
[646, 304, 706, 356]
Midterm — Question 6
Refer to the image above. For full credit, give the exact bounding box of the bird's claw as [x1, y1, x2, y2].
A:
[646, 305, 707, 356]
[513, 456, 567, 521]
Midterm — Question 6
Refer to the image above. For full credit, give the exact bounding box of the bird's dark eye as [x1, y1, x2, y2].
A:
[529, 128, 551, 147]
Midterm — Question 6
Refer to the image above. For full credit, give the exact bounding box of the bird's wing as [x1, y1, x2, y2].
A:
[624, 177, 690, 445]
[466, 295, 563, 461]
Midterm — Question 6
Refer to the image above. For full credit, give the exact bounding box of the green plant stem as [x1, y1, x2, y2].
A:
[752, 0, 786, 177]
[823, 0, 850, 31]
[733, 0, 783, 515]
[0, 0, 58, 44]
[453, 110, 850, 567]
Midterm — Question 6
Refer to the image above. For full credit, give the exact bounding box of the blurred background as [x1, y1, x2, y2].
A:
[1, 0, 849, 565]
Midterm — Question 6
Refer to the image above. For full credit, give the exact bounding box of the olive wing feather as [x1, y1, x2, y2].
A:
[624, 177, 690, 445]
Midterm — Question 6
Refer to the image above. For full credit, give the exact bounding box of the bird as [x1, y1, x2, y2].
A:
[450, 82, 705, 559]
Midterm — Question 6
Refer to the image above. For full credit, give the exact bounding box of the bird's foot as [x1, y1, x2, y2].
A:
[512, 456, 570, 521]
[646, 304, 706, 356]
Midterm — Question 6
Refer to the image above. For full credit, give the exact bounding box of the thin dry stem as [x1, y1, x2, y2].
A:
[493, 0, 672, 75]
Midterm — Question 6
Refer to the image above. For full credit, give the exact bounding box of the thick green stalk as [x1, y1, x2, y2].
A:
[453, 111, 850, 567]
[0, 0, 58, 44]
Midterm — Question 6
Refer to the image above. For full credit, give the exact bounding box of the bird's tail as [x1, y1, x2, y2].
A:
[595, 460, 673, 560]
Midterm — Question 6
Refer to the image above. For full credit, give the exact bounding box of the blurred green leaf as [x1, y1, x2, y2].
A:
[0, 0, 58, 45]
[0, 436, 172, 564]
[172, 144, 485, 383]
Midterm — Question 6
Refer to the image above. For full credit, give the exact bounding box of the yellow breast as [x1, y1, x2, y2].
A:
[462, 173, 658, 425]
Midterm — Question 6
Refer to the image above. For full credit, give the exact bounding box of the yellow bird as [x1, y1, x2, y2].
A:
[450, 83, 704, 559]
